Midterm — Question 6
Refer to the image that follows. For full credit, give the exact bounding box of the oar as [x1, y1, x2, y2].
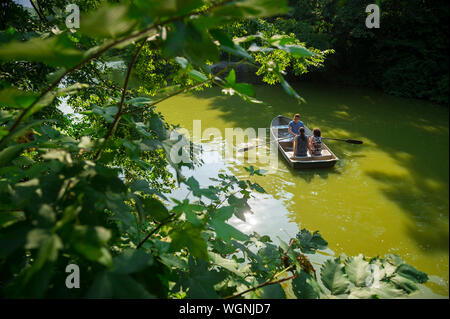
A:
[238, 136, 291, 152]
[322, 137, 363, 144]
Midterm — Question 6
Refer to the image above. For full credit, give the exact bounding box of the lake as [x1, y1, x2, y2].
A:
[156, 82, 449, 297]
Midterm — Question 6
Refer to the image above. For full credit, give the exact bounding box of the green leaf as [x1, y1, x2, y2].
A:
[244, 165, 267, 176]
[175, 56, 189, 69]
[348, 282, 405, 299]
[0, 88, 38, 109]
[389, 274, 419, 294]
[105, 191, 135, 232]
[132, 0, 203, 19]
[188, 69, 208, 82]
[320, 257, 350, 295]
[0, 211, 24, 228]
[225, 69, 236, 85]
[277, 44, 314, 58]
[112, 249, 153, 274]
[209, 252, 244, 278]
[385, 254, 404, 266]
[1, 119, 49, 146]
[184, 176, 219, 200]
[164, 21, 219, 63]
[233, 83, 255, 97]
[344, 254, 371, 287]
[210, 29, 253, 61]
[0, 222, 31, 258]
[371, 282, 405, 299]
[159, 253, 188, 271]
[148, 115, 168, 140]
[257, 242, 280, 269]
[92, 105, 118, 123]
[142, 197, 171, 223]
[280, 77, 304, 102]
[81, 4, 137, 39]
[395, 264, 428, 284]
[170, 224, 208, 261]
[71, 225, 112, 266]
[260, 283, 286, 299]
[6, 234, 63, 298]
[236, 0, 289, 18]
[292, 271, 321, 299]
[184, 257, 226, 298]
[25, 228, 51, 250]
[129, 180, 168, 200]
[227, 194, 251, 221]
[223, 70, 255, 97]
[247, 181, 266, 193]
[209, 218, 248, 243]
[87, 272, 154, 299]
[213, 205, 234, 221]
[0, 144, 25, 167]
[126, 97, 153, 106]
[129, 180, 152, 193]
[133, 122, 153, 138]
[171, 198, 203, 227]
[268, 35, 297, 46]
[0, 34, 85, 68]
[296, 229, 328, 254]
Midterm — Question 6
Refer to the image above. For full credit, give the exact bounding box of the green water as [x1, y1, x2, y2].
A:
[156, 83, 449, 296]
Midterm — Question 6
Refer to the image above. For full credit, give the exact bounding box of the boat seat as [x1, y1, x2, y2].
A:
[272, 125, 289, 129]
[286, 149, 333, 161]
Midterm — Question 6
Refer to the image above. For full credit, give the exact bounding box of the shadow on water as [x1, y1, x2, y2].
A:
[287, 163, 341, 184]
[367, 170, 449, 253]
[187, 83, 449, 253]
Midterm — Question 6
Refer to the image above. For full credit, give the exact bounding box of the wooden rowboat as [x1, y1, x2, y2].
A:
[270, 115, 339, 169]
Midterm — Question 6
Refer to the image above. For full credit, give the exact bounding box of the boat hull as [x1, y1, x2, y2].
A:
[271, 115, 339, 170]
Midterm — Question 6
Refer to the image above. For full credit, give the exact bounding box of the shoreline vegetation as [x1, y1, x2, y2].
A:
[0, 0, 448, 299]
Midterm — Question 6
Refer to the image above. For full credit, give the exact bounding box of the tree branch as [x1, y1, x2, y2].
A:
[136, 214, 176, 249]
[224, 273, 297, 299]
[94, 39, 147, 160]
[30, 0, 48, 24]
[269, 238, 296, 280]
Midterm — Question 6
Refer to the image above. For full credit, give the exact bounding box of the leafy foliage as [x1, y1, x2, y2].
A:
[281, 0, 449, 104]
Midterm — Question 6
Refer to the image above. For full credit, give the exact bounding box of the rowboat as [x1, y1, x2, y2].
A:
[270, 115, 339, 169]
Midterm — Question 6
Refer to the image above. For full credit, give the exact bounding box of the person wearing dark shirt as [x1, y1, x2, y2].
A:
[291, 127, 308, 158]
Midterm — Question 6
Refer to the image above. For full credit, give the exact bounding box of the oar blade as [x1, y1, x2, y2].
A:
[238, 145, 256, 152]
[346, 139, 363, 144]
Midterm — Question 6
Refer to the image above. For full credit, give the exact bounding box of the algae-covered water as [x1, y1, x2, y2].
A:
[156, 83, 449, 296]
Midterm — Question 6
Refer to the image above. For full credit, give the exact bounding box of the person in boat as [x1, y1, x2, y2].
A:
[291, 127, 308, 158]
[309, 128, 322, 156]
[288, 114, 305, 138]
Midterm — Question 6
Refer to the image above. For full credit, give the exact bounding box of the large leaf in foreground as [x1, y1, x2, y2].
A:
[112, 249, 154, 274]
[0, 34, 85, 68]
[344, 254, 371, 287]
[70, 225, 112, 266]
[320, 257, 350, 295]
[209, 217, 248, 243]
[87, 272, 154, 298]
[169, 224, 208, 260]
[260, 283, 286, 299]
[292, 270, 322, 299]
